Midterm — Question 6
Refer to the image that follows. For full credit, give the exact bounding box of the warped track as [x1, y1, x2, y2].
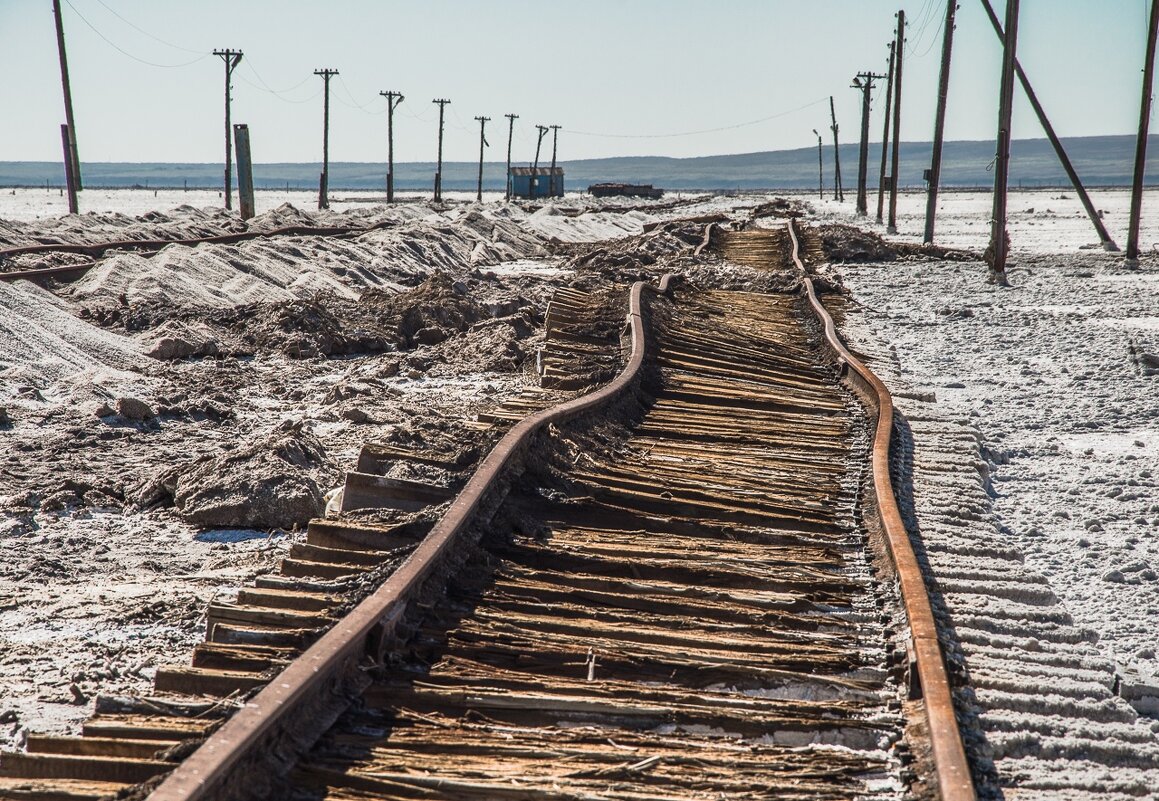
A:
[283, 285, 907, 800]
[0, 224, 978, 801]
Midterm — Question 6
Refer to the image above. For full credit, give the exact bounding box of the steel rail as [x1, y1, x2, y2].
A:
[147, 275, 674, 801]
[788, 219, 976, 801]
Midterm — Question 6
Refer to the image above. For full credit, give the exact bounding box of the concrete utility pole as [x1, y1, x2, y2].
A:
[978, 0, 1119, 252]
[852, 72, 886, 216]
[380, 90, 404, 203]
[504, 113, 518, 201]
[812, 129, 824, 200]
[888, 10, 905, 234]
[549, 124, 562, 197]
[532, 124, 549, 199]
[475, 116, 490, 202]
[1128, 0, 1159, 262]
[988, 0, 1020, 285]
[214, 49, 244, 211]
[877, 40, 896, 223]
[923, 0, 957, 243]
[53, 0, 81, 206]
[233, 124, 255, 221]
[829, 97, 844, 202]
[432, 98, 451, 202]
[314, 68, 338, 210]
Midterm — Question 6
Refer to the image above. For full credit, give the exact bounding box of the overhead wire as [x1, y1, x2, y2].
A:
[567, 97, 828, 139]
[89, 0, 206, 55]
[334, 75, 385, 115]
[63, 0, 209, 68]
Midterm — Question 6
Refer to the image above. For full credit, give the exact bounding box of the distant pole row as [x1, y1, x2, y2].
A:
[819, 0, 1157, 283]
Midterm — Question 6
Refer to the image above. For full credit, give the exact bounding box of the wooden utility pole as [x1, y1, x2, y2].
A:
[812, 129, 824, 200]
[829, 97, 844, 202]
[877, 41, 896, 223]
[549, 124, 562, 197]
[475, 116, 490, 202]
[978, 0, 1119, 251]
[53, 0, 81, 200]
[233, 124, 255, 221]
[214, 49, 244, 210]
[923, 0, 957, 243]
[314, 69, 338, 210]
[504, 113, 518, 201]
[432, 98, 451, 201]
[888, 10, 905, 234]
[1128, 0, 1159, 262]
[380, 90, 404, 203]
[852, 72, 885, 216]
[532, 124, 549, 198]
[59, 125, 77, 214]
[988, 0, 1020, 285]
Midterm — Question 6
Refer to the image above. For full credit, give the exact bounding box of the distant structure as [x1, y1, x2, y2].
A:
[588, 182, 664, 199]
[509, 166, 563, 199]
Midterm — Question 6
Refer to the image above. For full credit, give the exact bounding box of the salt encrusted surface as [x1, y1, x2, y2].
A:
[836, 191, 1159, 796]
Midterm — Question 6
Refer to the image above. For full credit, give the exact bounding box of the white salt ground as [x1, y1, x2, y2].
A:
[836, 189, 1159, 674]
[831, 188, 1159, 797]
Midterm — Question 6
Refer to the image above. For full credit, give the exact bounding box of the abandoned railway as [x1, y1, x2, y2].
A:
[1, 220, 977, 800]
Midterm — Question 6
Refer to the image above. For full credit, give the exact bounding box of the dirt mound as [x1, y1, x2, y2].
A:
[169, 421, 335, 530]
[363, 273, 485, 348]
[813, 223, 979, 264]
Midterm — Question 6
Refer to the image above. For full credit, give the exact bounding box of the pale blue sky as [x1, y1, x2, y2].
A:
[1, 1, 1154, 164]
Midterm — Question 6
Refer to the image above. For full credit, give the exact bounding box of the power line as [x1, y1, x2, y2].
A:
[62, 0, 208, 68]
[568, 97, 827, 139]
[237, 58, 313, 99]
[90, 0, 205, 55]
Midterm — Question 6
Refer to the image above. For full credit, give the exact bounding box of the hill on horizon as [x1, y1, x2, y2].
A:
[2, 134, 1155, 192]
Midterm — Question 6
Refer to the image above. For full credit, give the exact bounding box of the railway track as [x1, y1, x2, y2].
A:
[0, 222, 975, 800]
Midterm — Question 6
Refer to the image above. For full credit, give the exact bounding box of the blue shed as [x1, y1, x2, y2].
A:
[509, 166, 564, 199]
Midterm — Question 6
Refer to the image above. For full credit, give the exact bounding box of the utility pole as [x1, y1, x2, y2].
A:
[877, 40, 896, 223]
[549, 124, 562, 198]
[475, 116, 490, 202]
[852, 72, 885, 216]
[233, 124, 255, 221]
[982, 0, 1117, 250]
[432, 98, 450, 201]
[314, 68, 338, 210]
[923, 0, 957, 243]
[504, 113, 518, 201]
[812, 129, 824, 200]
[888, 10, 906, 234]
[979, 0, 1119, 251]
[380, 90, 404, 203]
[532, 124, 549, 199]
[988, 0, 1020, 285]
[829, 97, 844, 202]
[1128, 0, 1159, 262]
[214, 49, 244, 210]
[52, 0, 81, 202]
[59, 125, 77, 213]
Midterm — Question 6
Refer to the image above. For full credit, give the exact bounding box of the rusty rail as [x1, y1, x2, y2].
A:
[147, 276, 673, 801]
[788, 219, 976, 801]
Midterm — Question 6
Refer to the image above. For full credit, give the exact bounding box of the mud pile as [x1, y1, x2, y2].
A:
[811, 223, 978, 264]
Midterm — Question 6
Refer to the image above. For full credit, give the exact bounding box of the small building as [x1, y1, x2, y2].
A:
[509, 166, 564, 199]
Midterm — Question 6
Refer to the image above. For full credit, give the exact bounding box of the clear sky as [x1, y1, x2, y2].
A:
[0, 1, 1154, 165]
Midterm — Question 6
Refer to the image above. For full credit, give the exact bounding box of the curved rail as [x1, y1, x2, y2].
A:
[148, 276, 674, 801]
[788, 220, 976, 801]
